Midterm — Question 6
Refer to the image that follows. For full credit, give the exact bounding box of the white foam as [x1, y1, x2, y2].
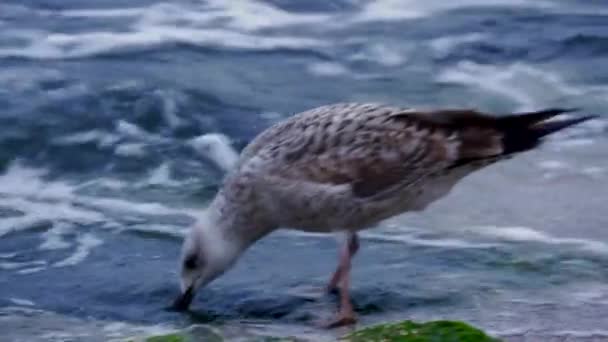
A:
[116, 120, 151, 139]
[53, 233, 103, 267]
[52, 130, 120, 148]
[464, 226, 608, 254]
[0, 162, 192, 240]
[0, 67, 65, 93]
[90, 179, 129, 190]
[128, 224, 186, 238]
[354, 0, 555, 22]
[142, 163, 180, 186]
[39, 224, 72, 250]
[362, 231, 498, 249]
[0, 26, 326, 60]
[567, 282, 608, 305]
[203, 0, 332, 31]
[549, 138, 595, 149]
[17, 266, 47, 274]
[0, 252, 17, 258]
[189, 133, 240, 172]
[60, 8, 144, 18]
[349, 43, 407, 67]
[429, 33, 486, 58]
[154, 89, 183, 129]
[582, 166, 604, 177]
[83, 197, 193, 217]
[537, 160, 568, 170]
[0, 260, 46, 270]
[9, 298, 35, 306]
[0, 162, 74, 199]
[307, 62, 349, 77]
[437, 61, 584, 111]
[114, 143, 147, 157]
[0, 198, 105, 238]
[281, 226, 496, 249]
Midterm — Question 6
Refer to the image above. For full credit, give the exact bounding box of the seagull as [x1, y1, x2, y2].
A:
[172, 102, 595, 327]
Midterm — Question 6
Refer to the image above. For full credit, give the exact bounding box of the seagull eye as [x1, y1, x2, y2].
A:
[184, 254, 197, 270]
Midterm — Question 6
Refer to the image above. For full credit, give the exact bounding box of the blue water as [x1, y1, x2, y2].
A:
[1, 1, 608, 341]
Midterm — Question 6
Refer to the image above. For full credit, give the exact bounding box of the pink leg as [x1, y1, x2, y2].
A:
[323, 233, 359, 328]
[327, 233, 359, 293]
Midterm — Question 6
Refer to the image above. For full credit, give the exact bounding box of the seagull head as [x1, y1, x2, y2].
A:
[171, 215, 243, 311]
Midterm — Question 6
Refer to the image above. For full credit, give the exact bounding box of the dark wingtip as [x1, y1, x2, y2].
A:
[532, 114, 598, 137]
[501, 107, 581, 128]
[501, 113, 598, 154]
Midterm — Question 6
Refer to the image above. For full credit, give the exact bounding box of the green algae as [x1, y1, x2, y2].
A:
[145, 333, 188, 342]
[344, 320, 501, 342]
[137, 320, 499, 342]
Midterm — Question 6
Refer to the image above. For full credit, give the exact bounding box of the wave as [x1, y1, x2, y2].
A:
[280, 222, 608, 256]
[0, 1, 330, 60]
[188, 133, 240, 172]
[0, 162, 199, 272]
[52, 233, 103, 267]
[353, 0, 556, 22]
[456, 225, 608, 255]
[429, 33, 487, 59]
[436, 61, 608, 114]
[2, 0, 596, 61]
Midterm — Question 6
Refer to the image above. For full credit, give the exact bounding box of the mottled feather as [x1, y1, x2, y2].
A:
[230, 102, 594, 231]
[242, 103, 498, 199]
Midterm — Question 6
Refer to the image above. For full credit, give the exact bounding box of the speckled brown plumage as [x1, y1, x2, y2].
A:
[175, 102, 594, 324]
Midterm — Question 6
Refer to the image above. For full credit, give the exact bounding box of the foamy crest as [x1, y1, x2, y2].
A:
[362, 231, 498, 249]
[307, 62, 349, 77]
[196, 0, 331, 31]
[429, 33, 487, 58]
[537, 160, 568, 170]
[463, 226, 608, 254]
[1, 0, 576, 61]
[154, 89, 183, 129]
[189, 133, 239, 172]
[9, 298, 35, 306]
[39, 224, 73, 250]
[437, 61, 584, 111]
[53, 233, 103, 267]
[52, 130, 120, 148]
[114, 143, 147, 157]
[0, 162, 74, 199]
[142, 163, 181, 186]
[348, 43, 407, 67]
[354, 0, 555, 22]
[0, 260, 46, 271]
[0, 162, 196, 254]
[0, 2, 329, 60]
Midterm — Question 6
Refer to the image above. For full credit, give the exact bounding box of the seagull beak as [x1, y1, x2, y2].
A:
[172, 286, 195, 311]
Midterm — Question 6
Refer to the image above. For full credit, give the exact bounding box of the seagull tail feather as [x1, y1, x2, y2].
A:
[498, 109, 597, 154]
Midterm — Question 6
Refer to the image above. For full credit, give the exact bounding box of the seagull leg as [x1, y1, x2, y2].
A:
[327, 232, 359, 293]
[323, 232, 359, 328]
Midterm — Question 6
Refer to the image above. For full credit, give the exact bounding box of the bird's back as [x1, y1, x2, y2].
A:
[231, 103, 593, 231]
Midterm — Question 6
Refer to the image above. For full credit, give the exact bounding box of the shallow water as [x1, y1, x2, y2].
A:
[1, 0, 608, 341]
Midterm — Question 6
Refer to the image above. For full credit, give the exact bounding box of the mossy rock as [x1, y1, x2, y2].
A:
[138, 329, 301, 342]
[145, 333, 188, 342]
[139, 327, 223, 342]
[344, 320, 501, 342]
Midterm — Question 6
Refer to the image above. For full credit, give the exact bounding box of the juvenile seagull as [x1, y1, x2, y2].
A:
[172, 103, 594, 327]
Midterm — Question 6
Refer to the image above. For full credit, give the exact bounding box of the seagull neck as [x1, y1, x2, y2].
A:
[206, 188, 275, 252]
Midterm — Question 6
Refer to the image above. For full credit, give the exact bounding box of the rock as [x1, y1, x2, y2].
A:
[145, 333, 188, 342]
[137, 320, 499, 342]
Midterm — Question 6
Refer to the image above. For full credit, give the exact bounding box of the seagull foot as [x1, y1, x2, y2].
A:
[325, 283, 340, 295]
[319, 312, 357, 329]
